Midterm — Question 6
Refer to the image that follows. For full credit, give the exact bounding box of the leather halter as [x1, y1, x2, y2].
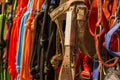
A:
[88, 0, 109, 37]
[89, 0, 119, 67]
[105, 0, 120, 55]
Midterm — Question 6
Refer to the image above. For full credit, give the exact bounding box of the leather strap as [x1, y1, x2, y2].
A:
[50, 1, 89, 79]
[58, 6, 75, 80]
[105, 23, 120, 57]
[50, 2, 66, 55]
[54, 18, 65, 55]
[50, 0, 85, 21]
[50, 0, 86, 56]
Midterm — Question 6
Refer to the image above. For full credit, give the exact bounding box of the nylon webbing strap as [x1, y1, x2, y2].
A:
[92, 60, 99, 80]
[105, 23, 120, 57]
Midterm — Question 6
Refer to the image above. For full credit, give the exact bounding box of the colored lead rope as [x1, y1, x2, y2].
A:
[92, 60, 99, 80]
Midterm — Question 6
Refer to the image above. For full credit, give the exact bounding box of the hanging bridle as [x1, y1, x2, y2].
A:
[88, 0, 119, 67]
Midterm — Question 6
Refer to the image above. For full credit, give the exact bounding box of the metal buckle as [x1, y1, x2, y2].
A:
[95, 24, 103, 37]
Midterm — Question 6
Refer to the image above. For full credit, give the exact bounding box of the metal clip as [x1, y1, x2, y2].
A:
[95, 24, 103, 37]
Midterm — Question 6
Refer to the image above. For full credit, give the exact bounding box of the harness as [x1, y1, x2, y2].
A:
[50, 0, 92, 80]
[104, 0, 120, 57]
[0, 0, 120, 80]
[88, 0, 119, 67]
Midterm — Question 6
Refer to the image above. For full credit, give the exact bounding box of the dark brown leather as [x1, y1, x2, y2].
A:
[77, 2, 96, 58]
[50, 0, 86, 21]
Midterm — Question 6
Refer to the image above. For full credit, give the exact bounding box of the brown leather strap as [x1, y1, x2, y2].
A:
[55, 19, 65, 55]
[50, 0, 86, 21]
[58, 1, 82, 80]
[50, 1, 86, 56]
